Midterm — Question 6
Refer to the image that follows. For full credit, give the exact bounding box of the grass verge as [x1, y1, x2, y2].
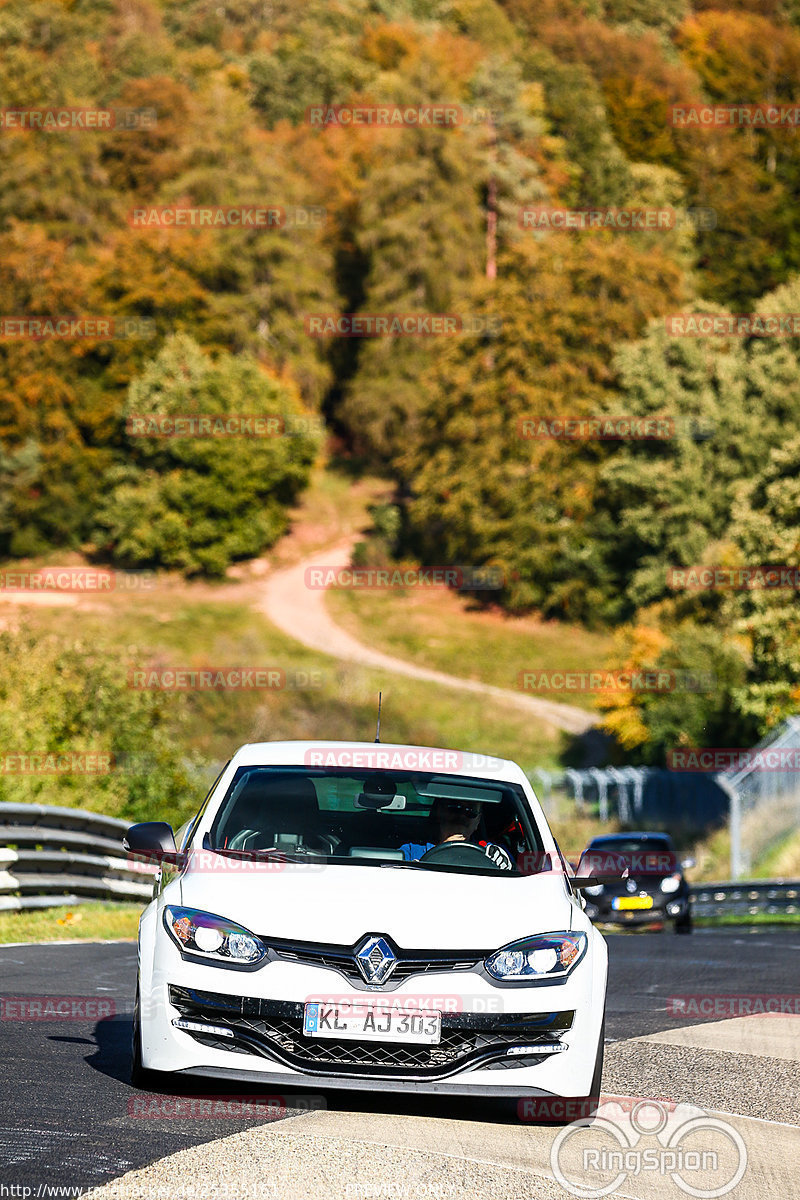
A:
[694, 912, 800, 927]
[0, 901, 142, 944]
[327, 578, 614, 711]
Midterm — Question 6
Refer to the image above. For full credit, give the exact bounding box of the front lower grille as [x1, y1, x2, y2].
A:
[169, 985, 573, 1079]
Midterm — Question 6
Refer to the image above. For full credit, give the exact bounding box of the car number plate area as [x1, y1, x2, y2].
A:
[613, 895, 653, 910]
[303, 1002, 442, 1044]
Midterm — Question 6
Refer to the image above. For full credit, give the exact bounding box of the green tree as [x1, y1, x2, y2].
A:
[725, 438, 800, 730]
[398, 234, 685, 619]
[0, 624, 200, 825]
[92, 334, 321, 575]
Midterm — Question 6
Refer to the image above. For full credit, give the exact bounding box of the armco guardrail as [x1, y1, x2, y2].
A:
[1, 801, 797, 918]
[689, 879, 800, 918]
[0, 802, 155, 912]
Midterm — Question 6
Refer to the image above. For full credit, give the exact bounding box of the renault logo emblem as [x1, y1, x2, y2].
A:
[354, 935, 397, 985]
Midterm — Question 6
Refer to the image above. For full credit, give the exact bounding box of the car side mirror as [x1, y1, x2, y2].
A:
[124, 821, 179, 865]
[573, 849, 630, 889]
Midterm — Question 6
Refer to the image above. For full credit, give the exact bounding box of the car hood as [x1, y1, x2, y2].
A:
[176, 856, 574, 949]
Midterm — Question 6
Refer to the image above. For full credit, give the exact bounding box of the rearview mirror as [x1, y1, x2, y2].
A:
[124, 821, 179, 864]
[573, 849, 630, 889]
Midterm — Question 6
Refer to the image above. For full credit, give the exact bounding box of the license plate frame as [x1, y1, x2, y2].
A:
[613, 895, 653, 910]
[302, 1002, 442, 1044]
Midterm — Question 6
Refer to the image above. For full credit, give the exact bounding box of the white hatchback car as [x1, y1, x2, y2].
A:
[126, 741, 618, 1109]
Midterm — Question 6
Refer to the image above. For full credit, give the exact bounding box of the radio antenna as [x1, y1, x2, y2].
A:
[374, 692, 382, 743]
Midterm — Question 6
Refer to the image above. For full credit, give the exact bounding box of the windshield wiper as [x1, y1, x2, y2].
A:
[207, 847, 312, 864]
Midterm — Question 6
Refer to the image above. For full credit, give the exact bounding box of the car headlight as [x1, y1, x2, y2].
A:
[582, 884, 604, 896]
[164, 905, 267, 966]
[660, 873, 682, 894]
[485, 932, 587, 982]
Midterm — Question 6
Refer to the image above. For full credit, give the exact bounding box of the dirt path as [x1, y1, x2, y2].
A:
[259, 540, 594, 735]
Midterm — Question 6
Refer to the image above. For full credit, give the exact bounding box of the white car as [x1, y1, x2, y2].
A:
[126, 741, 618, 1111]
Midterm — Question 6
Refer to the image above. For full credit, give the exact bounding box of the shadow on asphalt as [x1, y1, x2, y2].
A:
[84, 1014, 559, 1127]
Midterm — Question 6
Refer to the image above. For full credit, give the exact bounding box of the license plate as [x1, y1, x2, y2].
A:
[303, 1002, 441, 1044]
[613, 896, 653, 910]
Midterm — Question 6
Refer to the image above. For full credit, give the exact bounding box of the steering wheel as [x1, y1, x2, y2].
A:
[418, 841, 507, 870]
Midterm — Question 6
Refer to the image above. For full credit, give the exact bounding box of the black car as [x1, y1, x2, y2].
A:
[578, 832, 694, 934]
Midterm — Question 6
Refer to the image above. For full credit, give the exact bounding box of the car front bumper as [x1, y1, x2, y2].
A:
[141, 935, 606, 1099]
[584, 895, 690, 925]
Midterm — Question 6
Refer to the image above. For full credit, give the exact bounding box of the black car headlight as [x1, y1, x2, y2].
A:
[164, 905, 267, 966]
[485, 932, 587, 982]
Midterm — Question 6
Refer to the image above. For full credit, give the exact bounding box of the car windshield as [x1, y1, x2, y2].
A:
[205, 767, 545, 876]
[587, 835, 679, 875]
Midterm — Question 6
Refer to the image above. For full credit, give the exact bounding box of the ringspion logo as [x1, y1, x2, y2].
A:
[550, 1098, 747, 1198]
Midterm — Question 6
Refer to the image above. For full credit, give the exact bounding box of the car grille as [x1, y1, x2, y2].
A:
[263, 935, 482, 989]
[169, 985, 574, 1079]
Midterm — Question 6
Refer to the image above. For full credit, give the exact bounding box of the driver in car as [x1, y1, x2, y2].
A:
[399, 798, 514, 869]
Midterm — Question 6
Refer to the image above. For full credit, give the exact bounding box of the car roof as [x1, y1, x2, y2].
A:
[227, 740, 527, 786]
[588, 832, 674, 846]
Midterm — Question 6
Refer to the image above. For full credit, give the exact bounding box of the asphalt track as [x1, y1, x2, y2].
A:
[0, 928, 798, 1199]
